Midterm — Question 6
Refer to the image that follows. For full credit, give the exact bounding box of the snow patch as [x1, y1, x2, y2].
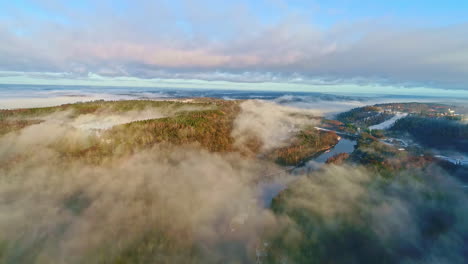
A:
[369, 113, 408, 130]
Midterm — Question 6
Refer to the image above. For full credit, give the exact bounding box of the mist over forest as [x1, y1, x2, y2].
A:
[1, 97, 467, 264]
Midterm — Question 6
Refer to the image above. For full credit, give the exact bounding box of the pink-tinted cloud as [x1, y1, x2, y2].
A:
[1, 1, 468, 89]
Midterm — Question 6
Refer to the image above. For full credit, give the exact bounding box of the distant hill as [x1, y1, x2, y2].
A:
[391, 116, 468, 153]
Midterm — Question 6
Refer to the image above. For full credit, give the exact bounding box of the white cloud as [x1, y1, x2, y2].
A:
[1, 1, 468, 90]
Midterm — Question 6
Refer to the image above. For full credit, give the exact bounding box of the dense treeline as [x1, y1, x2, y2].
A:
[62, 102, 241, 164]
[336, 103, 466, 130]
[0, 99, 215, 136]
[0, 99, 207, 119]
[391, 116, 468, 153]
[104, 109, 237, 155]
[336, 106, 393, 127]
[267, 129, 338, 166]
[0, 99, 243, 163]
[375, 102, 451, 114]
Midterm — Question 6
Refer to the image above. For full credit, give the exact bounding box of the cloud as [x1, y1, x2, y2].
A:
[232, 100, 320, 152]
[0, 1, 468, 90]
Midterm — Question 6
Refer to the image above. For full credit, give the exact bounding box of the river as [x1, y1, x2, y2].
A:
[259, 137, 357, 207]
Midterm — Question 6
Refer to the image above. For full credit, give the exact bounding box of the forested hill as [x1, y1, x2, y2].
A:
[391, 116, 468, 153]
[336, 102, 465, 129]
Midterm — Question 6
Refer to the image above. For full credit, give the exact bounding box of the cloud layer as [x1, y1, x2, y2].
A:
[1, 1, 468, 90]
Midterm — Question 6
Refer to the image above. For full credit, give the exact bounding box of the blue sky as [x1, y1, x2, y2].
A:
[4, 1, 468, 27]
[1, 0, 468, 94]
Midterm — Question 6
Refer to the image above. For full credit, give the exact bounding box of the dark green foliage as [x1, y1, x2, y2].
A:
[370, 129, 385, 138]
[336, 106, 393, 127]
[343, 122, 358, 133]
[391, 116, 468, 153]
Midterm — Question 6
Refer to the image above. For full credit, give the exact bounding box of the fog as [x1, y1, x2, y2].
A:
[266, 164, 468, 263]
[0, 106, 286, 263]
[232, 100, 320, 152]
[1, 102, 467, 263]
[0, 129, 281, 263]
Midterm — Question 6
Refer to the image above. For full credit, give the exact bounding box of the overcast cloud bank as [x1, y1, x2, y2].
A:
[1, 1, 468, 92]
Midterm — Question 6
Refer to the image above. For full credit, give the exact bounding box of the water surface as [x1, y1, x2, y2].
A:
[260, 137, 357, 207]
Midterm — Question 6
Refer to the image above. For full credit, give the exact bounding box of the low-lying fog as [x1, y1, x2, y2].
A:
[1, 97, 467, 263]
[4, 85, 468, 118]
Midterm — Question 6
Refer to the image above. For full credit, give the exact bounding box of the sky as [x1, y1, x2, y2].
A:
[1, 0, 468, 95]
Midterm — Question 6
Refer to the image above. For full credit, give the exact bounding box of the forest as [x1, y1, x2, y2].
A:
[391, 116, 468, 153]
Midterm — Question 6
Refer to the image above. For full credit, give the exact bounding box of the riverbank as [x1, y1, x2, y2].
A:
[260, 136, 357, 207]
